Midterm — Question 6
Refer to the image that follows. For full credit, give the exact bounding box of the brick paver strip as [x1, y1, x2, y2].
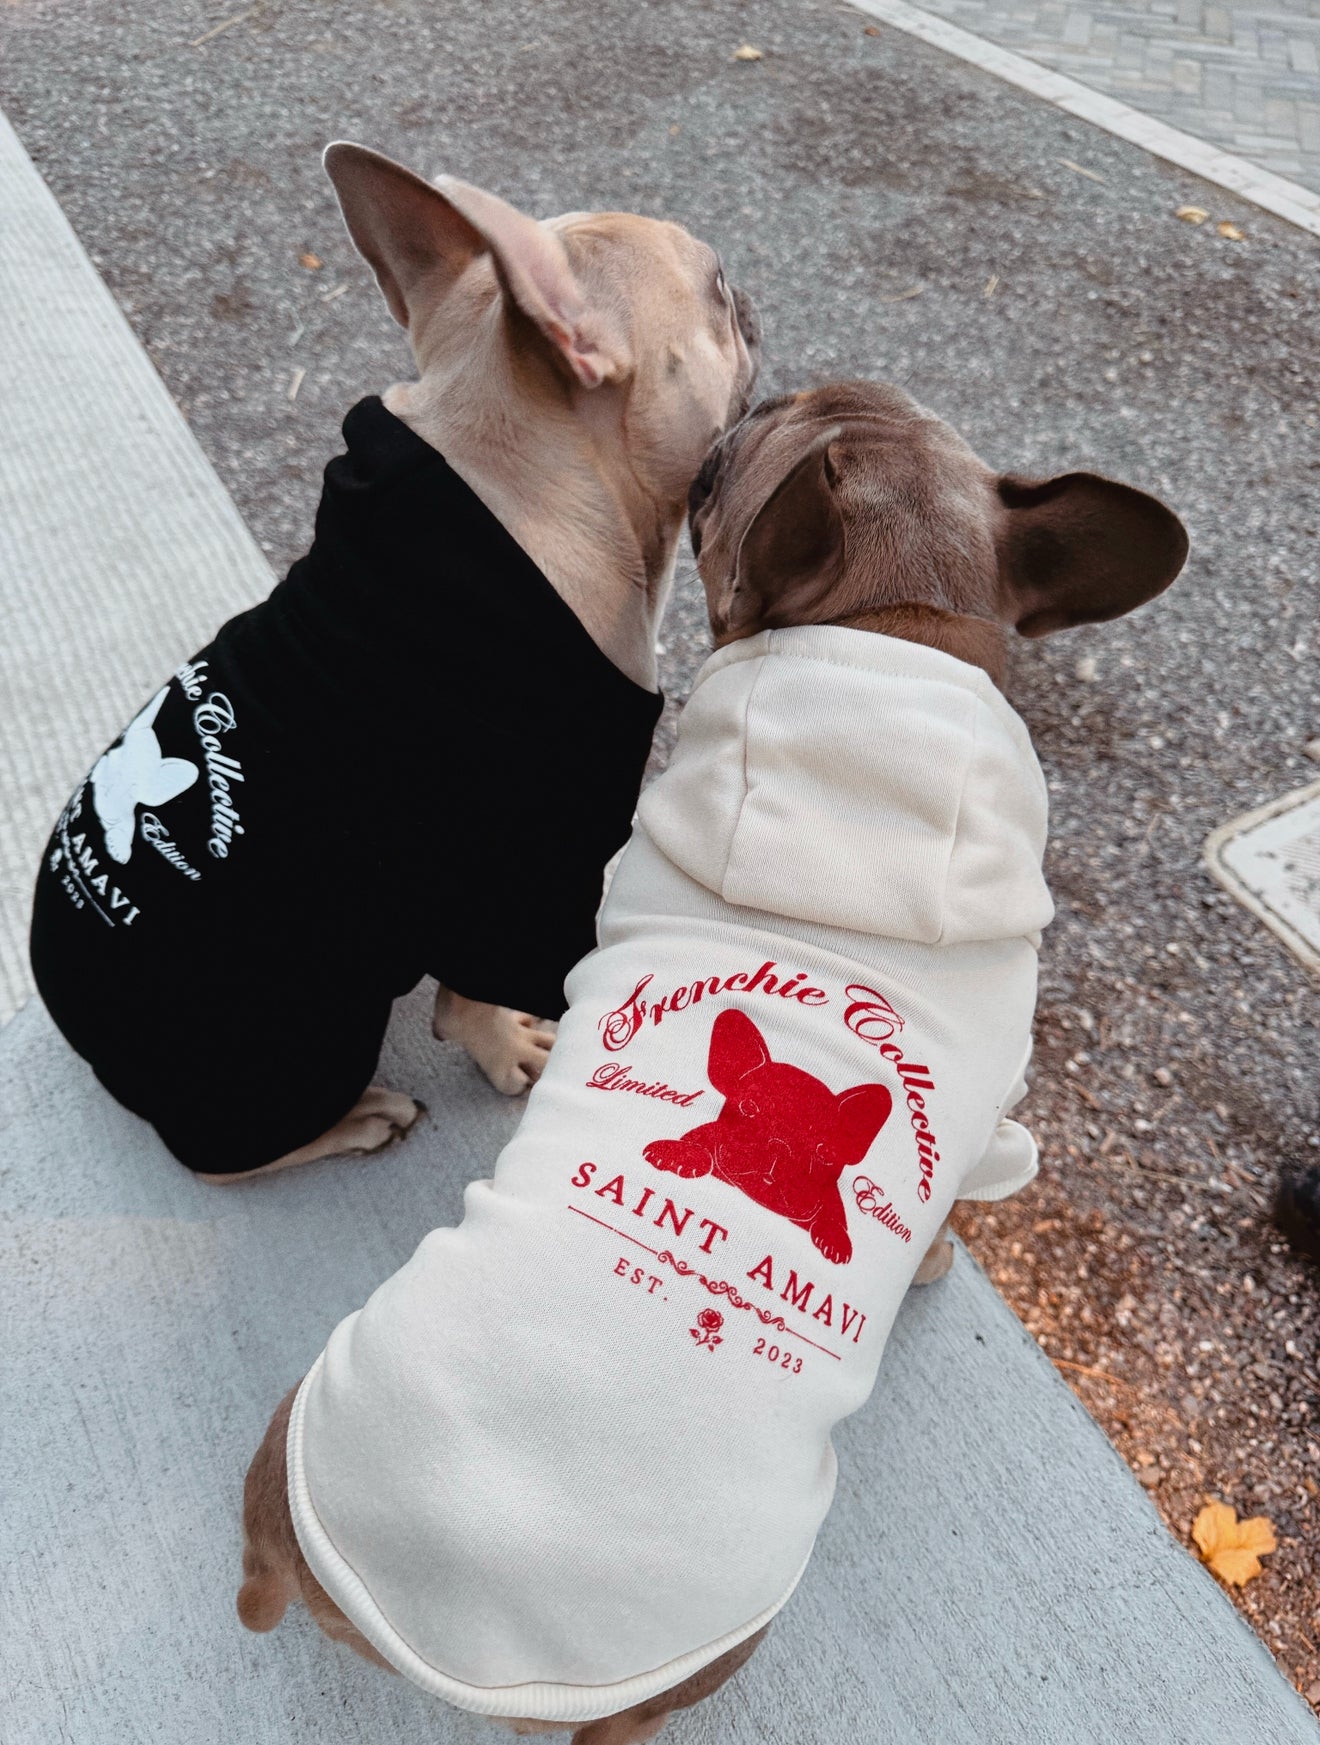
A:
[864, 0, 1320, 190]
[853, 0, 1320, 231]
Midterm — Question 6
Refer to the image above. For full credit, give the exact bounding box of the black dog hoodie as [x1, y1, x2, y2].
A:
[30, 398, 662, 1172]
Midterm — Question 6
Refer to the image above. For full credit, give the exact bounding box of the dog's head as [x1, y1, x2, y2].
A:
[688, 381, 1188, 684]
[323, 143, 760, 521]
[709, 1009, 892, 1182]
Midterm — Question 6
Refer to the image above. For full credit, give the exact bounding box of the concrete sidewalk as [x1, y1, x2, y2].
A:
[0, 106, 270, 1023]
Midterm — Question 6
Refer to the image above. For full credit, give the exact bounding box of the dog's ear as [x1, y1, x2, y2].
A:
[832, 1084, 893, 1166]
[715, 429, 847, 638]
[709, 1008, 772, 1093]
[996, 472, 1188, 638]
[323, 143, 625, 387]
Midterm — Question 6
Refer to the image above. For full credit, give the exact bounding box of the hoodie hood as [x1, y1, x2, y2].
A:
[637, 626, 1054, 948]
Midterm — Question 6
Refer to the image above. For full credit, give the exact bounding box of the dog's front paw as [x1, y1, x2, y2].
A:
[912, 1232, 954, 1285]
[643, 1140, 712, 1179]
[811, 1222, 852, 1265]
[433, 987, 556, 1096]
[482, 1010, 556, 1096]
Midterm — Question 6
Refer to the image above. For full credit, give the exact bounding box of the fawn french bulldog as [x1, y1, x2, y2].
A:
[238, 381, 1187, 1739]
[29, 143, 759, 1179]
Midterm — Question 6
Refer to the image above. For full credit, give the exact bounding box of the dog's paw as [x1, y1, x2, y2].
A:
[643, 1140, 711, 1178]
[481, 1011, 556, 1096]
[338, 1086, 424, 1153]
[434, 990, 556, 1096]
[201, 1086, 424, 1182]
[912, 1235, 954, 1285]
[811, 1223, 852, 1266]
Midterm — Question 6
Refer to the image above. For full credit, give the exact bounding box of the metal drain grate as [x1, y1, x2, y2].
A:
[1206, 779, 1320, 977]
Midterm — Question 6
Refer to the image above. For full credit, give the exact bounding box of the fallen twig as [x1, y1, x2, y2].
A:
[191, 8, 254, 48]
[1053, 1356, 1140, 1392]
[1059, 156, 1105, 183]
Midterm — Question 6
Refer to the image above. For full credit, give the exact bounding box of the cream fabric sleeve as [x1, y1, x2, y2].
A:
[957, 1042, 1040, 1203]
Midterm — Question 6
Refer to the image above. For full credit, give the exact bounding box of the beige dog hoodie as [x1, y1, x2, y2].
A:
[288, 627, 1055, 1724]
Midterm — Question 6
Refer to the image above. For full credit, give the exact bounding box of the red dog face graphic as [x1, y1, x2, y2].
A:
[642, 1008, 892, 1264]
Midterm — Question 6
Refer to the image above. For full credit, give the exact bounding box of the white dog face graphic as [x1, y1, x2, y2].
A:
[90, 687, 199, 863]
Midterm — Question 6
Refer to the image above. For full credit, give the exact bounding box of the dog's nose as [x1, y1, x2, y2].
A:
[731, 283, 762, 359]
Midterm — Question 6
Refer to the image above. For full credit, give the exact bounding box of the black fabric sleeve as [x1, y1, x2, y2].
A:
[419, 692, 662, 1018]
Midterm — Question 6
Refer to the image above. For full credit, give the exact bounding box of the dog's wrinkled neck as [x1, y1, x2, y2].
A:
[824, 603, 1009, 688]
[711, 601, 1010, 687]
[385, 329, 677, 692]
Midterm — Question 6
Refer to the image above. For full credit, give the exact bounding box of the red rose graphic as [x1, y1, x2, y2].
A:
[690, 1307, 724, 1350]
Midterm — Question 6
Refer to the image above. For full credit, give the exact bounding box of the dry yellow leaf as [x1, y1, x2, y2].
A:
[299, 252, 323, 271]
[1175, 205, 1208, 224]
[732, 44, 764, 61]
[1217, 221, 1245, 241]
[1192, 1501, 1277, 1587]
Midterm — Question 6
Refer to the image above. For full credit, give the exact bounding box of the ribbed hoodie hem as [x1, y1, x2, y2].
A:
[286, 1359, 806, 1723]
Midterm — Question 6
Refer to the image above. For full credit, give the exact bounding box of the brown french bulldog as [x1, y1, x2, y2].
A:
[687, 379, 1188, 1281]
[687, 380, 1186, 677]
[237, 381, 1187, 1740]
